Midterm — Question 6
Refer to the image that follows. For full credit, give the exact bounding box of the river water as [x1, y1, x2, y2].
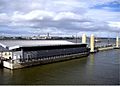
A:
[0, 49, 120, 85]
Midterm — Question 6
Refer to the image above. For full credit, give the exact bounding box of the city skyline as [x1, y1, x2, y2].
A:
[0, 0, 120, 37]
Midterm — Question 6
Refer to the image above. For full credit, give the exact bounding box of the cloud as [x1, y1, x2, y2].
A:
[0, 0, 120, 37]
[11, 10, 55, 21]
[108, 21, 120, 28]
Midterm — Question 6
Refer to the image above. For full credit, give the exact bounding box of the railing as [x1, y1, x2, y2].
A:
[10, 52, 89, 64]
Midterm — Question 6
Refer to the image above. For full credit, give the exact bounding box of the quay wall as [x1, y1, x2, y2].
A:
[98, 47, 114, 51]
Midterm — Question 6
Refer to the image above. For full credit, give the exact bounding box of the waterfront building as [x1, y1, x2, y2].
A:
[0, 40, 90, 69]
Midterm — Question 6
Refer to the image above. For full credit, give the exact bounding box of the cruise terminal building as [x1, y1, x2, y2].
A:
[0, 40, 90, 69]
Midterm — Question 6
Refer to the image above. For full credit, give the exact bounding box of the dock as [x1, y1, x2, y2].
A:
[98, 46, 114, 51]
[0, 34, 119, 70]
[0, 40, 90, 69]
[2, 52, 89, 69]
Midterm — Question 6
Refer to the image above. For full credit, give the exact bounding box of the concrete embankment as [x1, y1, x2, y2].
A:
[98, 47, 114, 51]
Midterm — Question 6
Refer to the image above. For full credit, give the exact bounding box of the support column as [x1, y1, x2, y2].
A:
[116, 35, 119, 48]
[82, 34, 86, 44]
[90, 34, 95, 53]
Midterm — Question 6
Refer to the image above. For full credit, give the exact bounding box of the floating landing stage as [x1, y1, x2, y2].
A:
[0, 40, 90, 69]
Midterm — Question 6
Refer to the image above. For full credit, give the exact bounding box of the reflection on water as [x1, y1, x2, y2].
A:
[0, 49, 120, 85]
[86, 54, 95, 78]
[89, 54, 95, 65]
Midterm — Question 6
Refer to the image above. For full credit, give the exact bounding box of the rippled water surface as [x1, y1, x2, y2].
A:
[0, 49, 120, 85]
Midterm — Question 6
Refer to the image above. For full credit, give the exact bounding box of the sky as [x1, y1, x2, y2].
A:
[0, 0, 120, 37]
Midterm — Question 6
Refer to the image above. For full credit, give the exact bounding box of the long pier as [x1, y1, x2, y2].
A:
[82, 34, 120, 53]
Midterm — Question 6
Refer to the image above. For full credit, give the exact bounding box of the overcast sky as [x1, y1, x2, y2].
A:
[0, 0, 120, 37]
